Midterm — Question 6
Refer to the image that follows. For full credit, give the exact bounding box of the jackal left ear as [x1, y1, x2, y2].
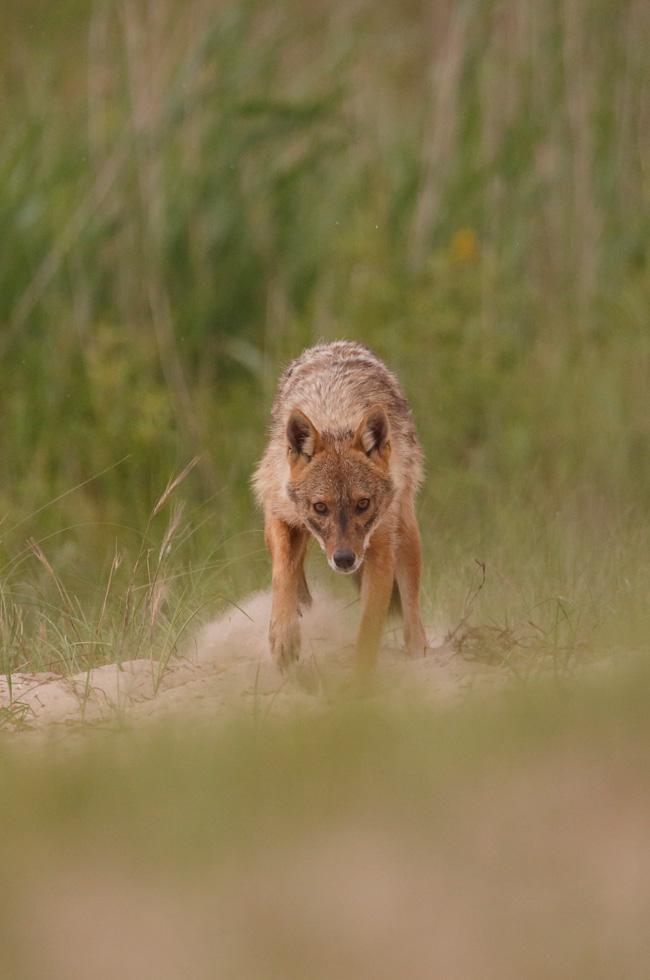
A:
[353, 405, 391, 459]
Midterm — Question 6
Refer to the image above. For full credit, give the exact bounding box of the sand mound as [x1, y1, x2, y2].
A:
[1, 590, 498, 735]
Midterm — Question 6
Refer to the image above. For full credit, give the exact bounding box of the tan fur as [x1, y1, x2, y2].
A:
[253, 341, 427, 674]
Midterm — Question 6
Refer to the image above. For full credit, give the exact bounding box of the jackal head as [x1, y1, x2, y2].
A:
[286, 405, 395, 573]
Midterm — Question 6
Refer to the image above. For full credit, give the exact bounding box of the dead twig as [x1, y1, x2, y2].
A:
[445, 559, 487, 645]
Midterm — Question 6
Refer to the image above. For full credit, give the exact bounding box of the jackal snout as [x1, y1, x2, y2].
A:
[332, 548, 356, 572]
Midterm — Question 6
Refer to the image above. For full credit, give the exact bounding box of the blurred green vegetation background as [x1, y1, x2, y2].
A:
[1, 0, 648, 672]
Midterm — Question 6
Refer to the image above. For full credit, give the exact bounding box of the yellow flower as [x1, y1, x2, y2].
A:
[450, 227, 478, 264]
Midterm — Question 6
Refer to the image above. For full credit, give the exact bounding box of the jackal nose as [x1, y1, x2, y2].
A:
[333, 548, 356, 571]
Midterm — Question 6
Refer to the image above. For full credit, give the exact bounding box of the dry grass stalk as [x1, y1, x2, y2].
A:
[152, 457, 201, 516]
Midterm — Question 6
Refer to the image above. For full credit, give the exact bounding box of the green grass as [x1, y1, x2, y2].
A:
[1, 0, 648, 676]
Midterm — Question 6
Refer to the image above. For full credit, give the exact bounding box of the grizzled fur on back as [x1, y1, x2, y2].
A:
[253, 340, 423, 527]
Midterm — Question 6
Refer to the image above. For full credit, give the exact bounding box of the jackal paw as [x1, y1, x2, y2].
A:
[404, 621, 428, 658]
[269, 618, 301, 669]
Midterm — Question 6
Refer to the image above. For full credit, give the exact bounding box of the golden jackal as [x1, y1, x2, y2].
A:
[253, 341, 427, 673]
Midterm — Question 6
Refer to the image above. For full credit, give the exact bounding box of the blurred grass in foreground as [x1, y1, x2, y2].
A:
[1, 656, 650, 978]
[0, 0, 649, 672]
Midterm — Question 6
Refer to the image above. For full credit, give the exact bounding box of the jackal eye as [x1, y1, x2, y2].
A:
[313, 501, 328, 515]
[356, 498, 370, 512]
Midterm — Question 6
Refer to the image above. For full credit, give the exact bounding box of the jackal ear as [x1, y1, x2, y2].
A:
[353, 405, 391, 459]
[287, 409, 322, 460]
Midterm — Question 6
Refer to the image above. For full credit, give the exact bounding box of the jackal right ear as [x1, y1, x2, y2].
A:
[353, 404, 390, 459]
[287, 409, 322, 460]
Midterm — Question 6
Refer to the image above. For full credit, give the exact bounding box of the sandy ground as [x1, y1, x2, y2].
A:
[0, 589, 502, 734]
[3, 594, 647, 979]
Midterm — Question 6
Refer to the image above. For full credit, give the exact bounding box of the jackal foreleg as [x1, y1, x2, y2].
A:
[356, 524, 395, 675]
[265, 517, 309, 668]
[395, 501, 428, 657]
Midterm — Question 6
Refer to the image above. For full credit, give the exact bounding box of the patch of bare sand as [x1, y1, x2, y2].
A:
[1, 590, 501, 734]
